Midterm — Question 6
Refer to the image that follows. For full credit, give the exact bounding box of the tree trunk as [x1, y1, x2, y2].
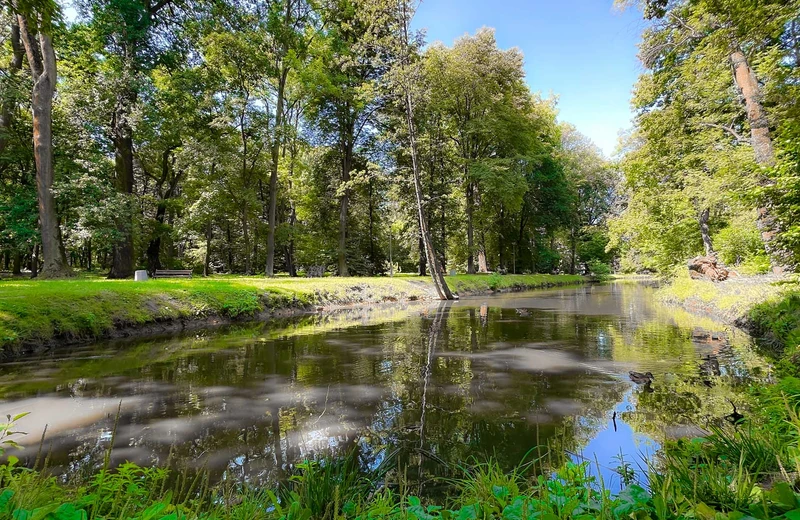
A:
[731, 50, 775, 166]
[569, 227, 577, 275]
[12, 252, 21, 275]
[203, 220, 213, 277]
[0, 22, 23, 156]
[226, 222, 233, 272]
[266, 68, 287, 277]
[146, 203, 166, 274]
[699, 207, 714, 257]
[338, 142, 351, 277]
[477, 242, 488, 273]
[30, 243, 39, 278]
[418, 233, 427, 276]
[399, 38, 452, 298]
[368, 178, 376, 274]
[242, 203, 251, 274]
[730, 49, 781, 271]
[16, 13, 72, 278]
[108, 84, 136, 279]
[466, 179, 475, 274]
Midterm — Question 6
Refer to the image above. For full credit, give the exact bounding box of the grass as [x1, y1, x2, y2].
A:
[656, 269, 793, 323]
[2, 433, 800, 519]
[0, 273, 585, 353]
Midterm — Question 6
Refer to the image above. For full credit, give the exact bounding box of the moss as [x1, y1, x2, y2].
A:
[0, 274, 585, 352]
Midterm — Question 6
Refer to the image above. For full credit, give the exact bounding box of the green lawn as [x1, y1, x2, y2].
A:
[0, 273, 584, 352]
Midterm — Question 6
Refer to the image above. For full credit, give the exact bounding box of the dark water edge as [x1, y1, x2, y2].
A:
[0, 282, 768, 494]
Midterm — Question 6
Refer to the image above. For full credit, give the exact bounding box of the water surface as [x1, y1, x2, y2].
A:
[0, 282, 765, 491]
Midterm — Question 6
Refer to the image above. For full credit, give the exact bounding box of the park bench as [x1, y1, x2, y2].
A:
[153, 269, 193, 279]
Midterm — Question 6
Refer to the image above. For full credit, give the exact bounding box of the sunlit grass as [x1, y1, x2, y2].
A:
[0, 273, 585, 352]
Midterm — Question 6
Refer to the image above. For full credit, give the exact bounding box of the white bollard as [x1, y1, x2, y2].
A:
[134, 270, 149, 282]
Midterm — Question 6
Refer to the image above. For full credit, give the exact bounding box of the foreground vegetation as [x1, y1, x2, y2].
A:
[0, 273, 584, 352]
[1, 396, 800, 520]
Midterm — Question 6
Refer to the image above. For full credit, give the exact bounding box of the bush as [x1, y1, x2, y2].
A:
[586, 259, 611, 278]
[714, 214, 765, 266]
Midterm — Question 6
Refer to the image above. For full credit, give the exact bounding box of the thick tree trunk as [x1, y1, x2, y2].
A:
[16, 14, 72, 278]
[12, 252, 21, 275]
[109, 99, 136, 279]
[338, 143, 351, 277]
[699, 207, 714, 257]
[730, 49, 782, 271]
[731, 50, 775, 166]
[477, 242, 488, 273]
[266, 69, 287, 277]
[146, 203, 166, 274]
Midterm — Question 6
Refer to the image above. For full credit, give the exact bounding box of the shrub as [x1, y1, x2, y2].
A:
[713, 213, 765, 266]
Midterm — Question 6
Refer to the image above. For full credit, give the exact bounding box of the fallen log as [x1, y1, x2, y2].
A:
[688, 255, 732, 282]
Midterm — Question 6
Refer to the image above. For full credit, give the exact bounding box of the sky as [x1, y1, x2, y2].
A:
[411, 0, 647, 157]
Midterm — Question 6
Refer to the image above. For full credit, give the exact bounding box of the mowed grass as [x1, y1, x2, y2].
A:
[0, 273, 584, 352]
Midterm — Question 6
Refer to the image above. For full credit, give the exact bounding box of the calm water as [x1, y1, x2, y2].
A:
[0, 282, 765, 491]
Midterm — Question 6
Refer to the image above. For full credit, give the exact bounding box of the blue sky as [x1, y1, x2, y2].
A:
[412, 0, 647, 156]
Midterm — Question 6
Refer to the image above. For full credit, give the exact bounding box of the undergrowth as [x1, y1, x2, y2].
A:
[2, 402, 800, 520]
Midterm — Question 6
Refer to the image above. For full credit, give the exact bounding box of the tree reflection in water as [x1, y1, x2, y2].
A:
[0, 282, 769, 494]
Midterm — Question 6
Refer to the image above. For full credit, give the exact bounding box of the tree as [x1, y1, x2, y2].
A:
[13, 0, 72, 277]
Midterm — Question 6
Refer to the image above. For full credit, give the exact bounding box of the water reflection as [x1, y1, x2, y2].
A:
[0, 282, 766, 492]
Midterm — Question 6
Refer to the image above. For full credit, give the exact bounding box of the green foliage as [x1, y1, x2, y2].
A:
[714, 214, 766, 268]
[748, 289, 800, 373]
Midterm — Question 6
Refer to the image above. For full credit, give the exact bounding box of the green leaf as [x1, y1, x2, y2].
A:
[771, 482, 799, 508]
[695, 503, 718, 520]
[784, 509, 800, 520]
[51, 504, 87, 520]
[502, 498, 525, 520]
[0, 490, 14, 514]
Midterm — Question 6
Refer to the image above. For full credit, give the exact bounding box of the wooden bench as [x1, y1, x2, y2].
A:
[153, 269, 193, 279]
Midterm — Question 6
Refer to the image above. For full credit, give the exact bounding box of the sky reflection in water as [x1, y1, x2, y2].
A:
[0, 282, 764, 493]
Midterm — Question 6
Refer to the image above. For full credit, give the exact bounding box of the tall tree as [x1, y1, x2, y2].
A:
[13, 0, 72, 277]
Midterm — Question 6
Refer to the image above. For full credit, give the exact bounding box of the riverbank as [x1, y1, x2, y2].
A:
[0, 273, 584, 355]
[656, 271, 800, 355]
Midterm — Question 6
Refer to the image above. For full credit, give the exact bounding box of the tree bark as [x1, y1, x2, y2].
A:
[108, 89, 136, 279]
[466, 179, 475, 274]
[0, 22, 23, 157]
[266, 68, 287, 277]
[203, 220, 213, 277]
[730, 49, 781, 271]
[418, 233, 427, 276]
[699, 207, 714, 257]
[16, 11, 72, 278]
[338, 141, 352, 277]
[12, 252, 21, 275]
[731, 50, 775, 167]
